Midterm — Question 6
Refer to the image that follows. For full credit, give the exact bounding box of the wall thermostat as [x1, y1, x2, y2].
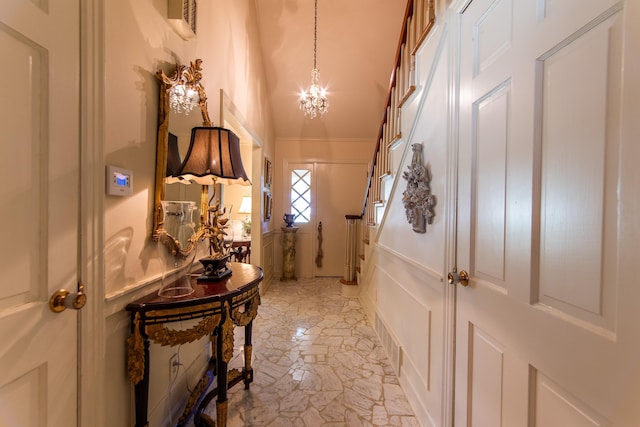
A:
[107, 165, 133, 196]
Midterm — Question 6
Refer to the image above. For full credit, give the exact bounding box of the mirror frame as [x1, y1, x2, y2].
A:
[153, 59, 211, 258]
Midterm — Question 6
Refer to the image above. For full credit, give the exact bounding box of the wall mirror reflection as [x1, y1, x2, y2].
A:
[152, 59, 251, 267]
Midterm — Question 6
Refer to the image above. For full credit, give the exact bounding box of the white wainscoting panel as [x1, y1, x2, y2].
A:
[534, 9, 622, 332]
[468, 324, 504, 427]
[474, 0, 513, 76]
[0, 366, 45, 427]
[0, 27, 45, 311]
[532, 369, 608, 426]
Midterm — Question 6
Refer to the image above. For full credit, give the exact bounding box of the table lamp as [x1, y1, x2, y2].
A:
[167, 126, 250, 282]
[238, 196, 252, 238]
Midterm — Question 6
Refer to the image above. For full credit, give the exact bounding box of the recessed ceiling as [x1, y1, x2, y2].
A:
[254, 0, 407, 142]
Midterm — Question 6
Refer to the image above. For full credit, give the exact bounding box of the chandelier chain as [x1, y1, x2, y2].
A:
[299, 0, 328, 118]
[313, 0, 318, 70]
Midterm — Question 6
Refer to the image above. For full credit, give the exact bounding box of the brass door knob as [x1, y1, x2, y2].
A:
[49, 283, 87, 313]
[447, 270, 470, 287]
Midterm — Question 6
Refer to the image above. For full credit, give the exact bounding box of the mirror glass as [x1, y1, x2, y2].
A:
[153, 59, 212, 258]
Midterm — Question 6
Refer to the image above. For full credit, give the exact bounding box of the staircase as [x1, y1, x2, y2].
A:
[357, 0, 436, 287]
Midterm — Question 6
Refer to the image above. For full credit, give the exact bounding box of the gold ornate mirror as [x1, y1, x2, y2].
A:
[153, 59, 212, 257]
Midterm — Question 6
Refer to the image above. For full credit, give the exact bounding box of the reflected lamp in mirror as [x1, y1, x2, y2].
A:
[167, 126, 250, 281]
[166, 132, 182, 177]
[238, 196, 252, 238]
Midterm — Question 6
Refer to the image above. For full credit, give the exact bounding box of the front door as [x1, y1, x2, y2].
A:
[314, 162, 368, 277]
[455, 0, 640, 425]
[0, 1, 80, 426]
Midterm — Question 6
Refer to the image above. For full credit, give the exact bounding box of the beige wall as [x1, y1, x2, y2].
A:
[101, 1, 274, 424]
[104, 0, 273, 296]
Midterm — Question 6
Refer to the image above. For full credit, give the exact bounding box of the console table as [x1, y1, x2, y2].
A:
[126, 262, 262, 427]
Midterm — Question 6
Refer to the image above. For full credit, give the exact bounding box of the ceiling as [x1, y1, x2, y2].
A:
[253, 0, 408, 142]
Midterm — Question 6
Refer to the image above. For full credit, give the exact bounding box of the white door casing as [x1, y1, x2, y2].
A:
[0, 1, 80, 426]
[454, 0, 640, 425]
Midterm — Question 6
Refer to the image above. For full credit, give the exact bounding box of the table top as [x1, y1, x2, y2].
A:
[126, 262, 262, 313]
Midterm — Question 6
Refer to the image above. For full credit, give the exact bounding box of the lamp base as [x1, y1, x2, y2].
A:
[197, 255, 231, 281]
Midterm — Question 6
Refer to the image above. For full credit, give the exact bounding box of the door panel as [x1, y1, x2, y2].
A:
[0, 1, 79, 426]
[455, 0, 639, 425]
[534, 13, 619, 330]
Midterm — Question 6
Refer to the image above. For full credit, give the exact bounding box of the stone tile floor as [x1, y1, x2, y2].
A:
[200, 277, 419, 426]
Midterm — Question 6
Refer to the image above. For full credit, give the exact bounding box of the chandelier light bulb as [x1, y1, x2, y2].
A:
[299, 68, 329, 118]
[169, 83, 200, 115]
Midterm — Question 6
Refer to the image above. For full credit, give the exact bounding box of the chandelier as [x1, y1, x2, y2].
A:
[299, 0, 328, 118]
[169, 83, 200, 115]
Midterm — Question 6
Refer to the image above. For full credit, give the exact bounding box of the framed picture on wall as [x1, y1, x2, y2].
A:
[263, 191, 272, 221]
[264, 157, 272, 188]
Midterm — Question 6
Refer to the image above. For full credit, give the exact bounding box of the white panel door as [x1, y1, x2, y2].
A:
[314, 162, 368, 277]
[455, 0, 640, 425]
[0, 1, 79, 426]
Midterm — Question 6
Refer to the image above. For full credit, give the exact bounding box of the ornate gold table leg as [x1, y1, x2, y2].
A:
[127, 313, 151, 427]
[216, 400, 228, 427]
[244, 343, 253, 388]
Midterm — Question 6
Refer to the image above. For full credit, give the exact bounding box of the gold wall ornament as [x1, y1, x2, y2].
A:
[402, 143, 437, 233]
[146, 315, 220, 347]
[127, 313, 146, 384]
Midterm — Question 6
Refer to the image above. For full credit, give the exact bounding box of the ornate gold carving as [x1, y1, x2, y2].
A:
[217, 400, 228, 427]
[153, 59, 212, 258]
[228, 368, 242, 384]
[157, 59, 211, 126]
[245, 345, 253, 371]
[221, 302, 235, 364]
[231, 294, 261, 327]
[154, 227, 205, 259]
[178, 370, 213, 425]
[146, 315, 220, 347]
[147, 300, 222, 319]
[127, 313, 146, 384]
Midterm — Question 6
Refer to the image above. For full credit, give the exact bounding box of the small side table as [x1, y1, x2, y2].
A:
[281, 226, 299, 281]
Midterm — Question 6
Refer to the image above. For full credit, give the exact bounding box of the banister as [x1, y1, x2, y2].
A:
[361, 0, 436, 219]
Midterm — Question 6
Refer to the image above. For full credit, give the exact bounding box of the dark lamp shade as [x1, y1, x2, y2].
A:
[166, 127, 250, 186]
[166, 132, 182, 177]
